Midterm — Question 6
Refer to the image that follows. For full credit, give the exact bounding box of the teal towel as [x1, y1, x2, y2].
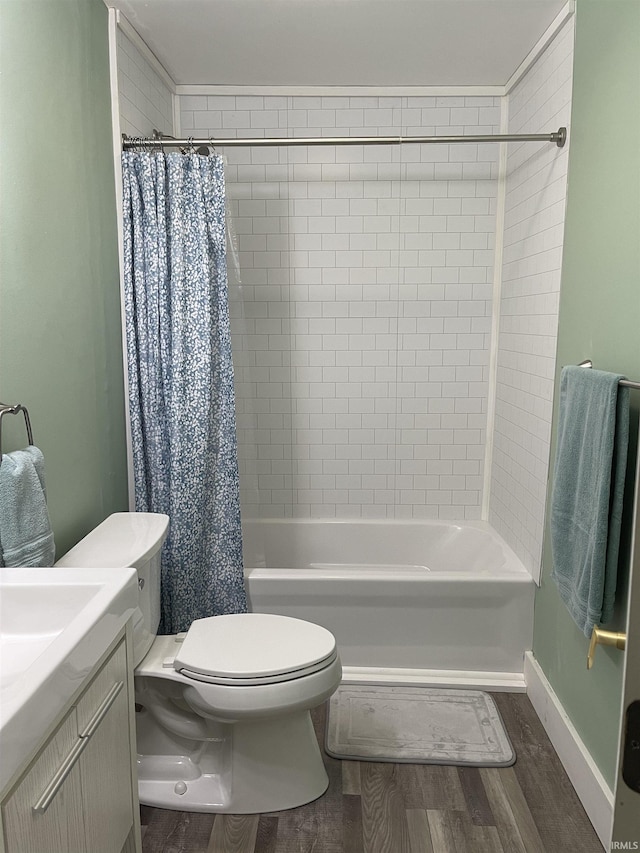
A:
[0, 446, 55, 567]
[550, 366, 630, 637]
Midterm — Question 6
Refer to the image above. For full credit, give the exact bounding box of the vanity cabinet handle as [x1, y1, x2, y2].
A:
[32, 681, 124, 814]
[31, 737, 89, 815]
[79, 681, 124, 739]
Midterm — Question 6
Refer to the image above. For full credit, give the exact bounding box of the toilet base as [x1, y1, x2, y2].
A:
[136, 707, 329, 813]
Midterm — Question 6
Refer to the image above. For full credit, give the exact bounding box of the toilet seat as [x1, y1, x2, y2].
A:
[174, 613, 338, 687]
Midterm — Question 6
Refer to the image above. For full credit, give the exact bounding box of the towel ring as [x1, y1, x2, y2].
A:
[0, 402, 34, 458]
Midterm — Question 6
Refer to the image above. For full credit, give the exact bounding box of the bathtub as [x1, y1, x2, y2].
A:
[243, 519, 534, 690]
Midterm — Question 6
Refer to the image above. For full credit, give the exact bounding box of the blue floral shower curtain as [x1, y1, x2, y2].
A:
[121, 151, 247, 634]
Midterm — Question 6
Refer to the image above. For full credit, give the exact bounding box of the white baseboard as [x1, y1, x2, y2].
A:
[524, 652, 613, 850]
[341, 665, 527, 692]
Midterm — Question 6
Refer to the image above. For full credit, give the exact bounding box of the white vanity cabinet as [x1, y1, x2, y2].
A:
[1, 632, 141, 853]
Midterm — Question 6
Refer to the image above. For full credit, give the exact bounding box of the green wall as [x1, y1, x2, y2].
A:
[0, 0, 128, 555]
[534, 0, 640, 789]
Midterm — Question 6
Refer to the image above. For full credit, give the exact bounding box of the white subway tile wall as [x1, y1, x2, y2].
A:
[117, 30, 173, 137]
[489, 19, 574, 576]
[183, 96, 500, 519]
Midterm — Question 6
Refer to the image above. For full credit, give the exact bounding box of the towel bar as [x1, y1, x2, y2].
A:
[0, 402, 34, 458]
[578, 359, 640, 391]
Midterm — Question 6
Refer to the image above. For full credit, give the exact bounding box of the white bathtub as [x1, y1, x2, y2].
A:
[243, 519, 535, 690]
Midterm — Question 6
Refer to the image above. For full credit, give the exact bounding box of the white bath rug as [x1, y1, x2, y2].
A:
[326, 685, 515, 767]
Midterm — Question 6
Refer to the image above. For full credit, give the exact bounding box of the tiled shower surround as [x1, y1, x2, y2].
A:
[115, 7, 574, 571]
[181, 96, 501, 519]
[489, 18, 574, 576]
[116, 30, 173, 138]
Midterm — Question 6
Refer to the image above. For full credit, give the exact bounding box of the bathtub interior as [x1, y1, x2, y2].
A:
[242, 518, 529, 576]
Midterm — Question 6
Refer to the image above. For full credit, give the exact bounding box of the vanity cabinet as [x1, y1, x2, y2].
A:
[1, 711, 85, 852]
[1, 634, 140, 853]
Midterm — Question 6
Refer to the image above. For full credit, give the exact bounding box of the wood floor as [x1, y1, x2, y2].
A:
[140, 692, 604, 853]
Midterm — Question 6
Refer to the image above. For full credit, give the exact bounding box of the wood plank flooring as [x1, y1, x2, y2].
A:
[140, 692, 604, 853]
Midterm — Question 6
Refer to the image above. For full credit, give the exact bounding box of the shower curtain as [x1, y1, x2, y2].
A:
[121, 150, 247, 634]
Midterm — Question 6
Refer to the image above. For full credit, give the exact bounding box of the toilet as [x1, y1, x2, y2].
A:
[56, 512, 342, 814]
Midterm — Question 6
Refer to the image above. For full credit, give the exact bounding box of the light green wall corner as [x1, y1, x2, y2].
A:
[534, 0, 640, 790]
[0, 0, 128, 555]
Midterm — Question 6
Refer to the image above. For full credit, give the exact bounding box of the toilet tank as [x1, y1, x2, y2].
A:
[55, 512, 169, 665]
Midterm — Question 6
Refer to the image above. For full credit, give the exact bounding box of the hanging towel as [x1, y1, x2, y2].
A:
[550, 366, 630, 637]
[0, 446, 55, 567]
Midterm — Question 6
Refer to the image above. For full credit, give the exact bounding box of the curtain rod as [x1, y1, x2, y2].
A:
[122, 127, 566, 150]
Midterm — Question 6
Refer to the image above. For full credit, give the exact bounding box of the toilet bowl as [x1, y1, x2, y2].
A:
[56, 512, 342, 813]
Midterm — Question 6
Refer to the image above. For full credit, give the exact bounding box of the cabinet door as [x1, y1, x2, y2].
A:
[2, 710, 85, 853]
[77, 640, 134, 853]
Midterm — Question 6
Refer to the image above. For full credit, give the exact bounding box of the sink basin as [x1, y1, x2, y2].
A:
[0, 567, 138, 794]
[1, 581, 106, 691]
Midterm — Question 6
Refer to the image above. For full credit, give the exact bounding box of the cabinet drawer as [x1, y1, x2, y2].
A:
[2, 709, 85, 853]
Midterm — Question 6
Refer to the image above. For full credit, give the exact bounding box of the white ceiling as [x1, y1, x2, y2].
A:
[109, 0, 568, 88]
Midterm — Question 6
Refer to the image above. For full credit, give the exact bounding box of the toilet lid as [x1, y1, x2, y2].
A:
[174, 613, 337, 685]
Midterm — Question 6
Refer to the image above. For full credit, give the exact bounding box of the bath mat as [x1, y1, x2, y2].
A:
[326, 685, 515, 767]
